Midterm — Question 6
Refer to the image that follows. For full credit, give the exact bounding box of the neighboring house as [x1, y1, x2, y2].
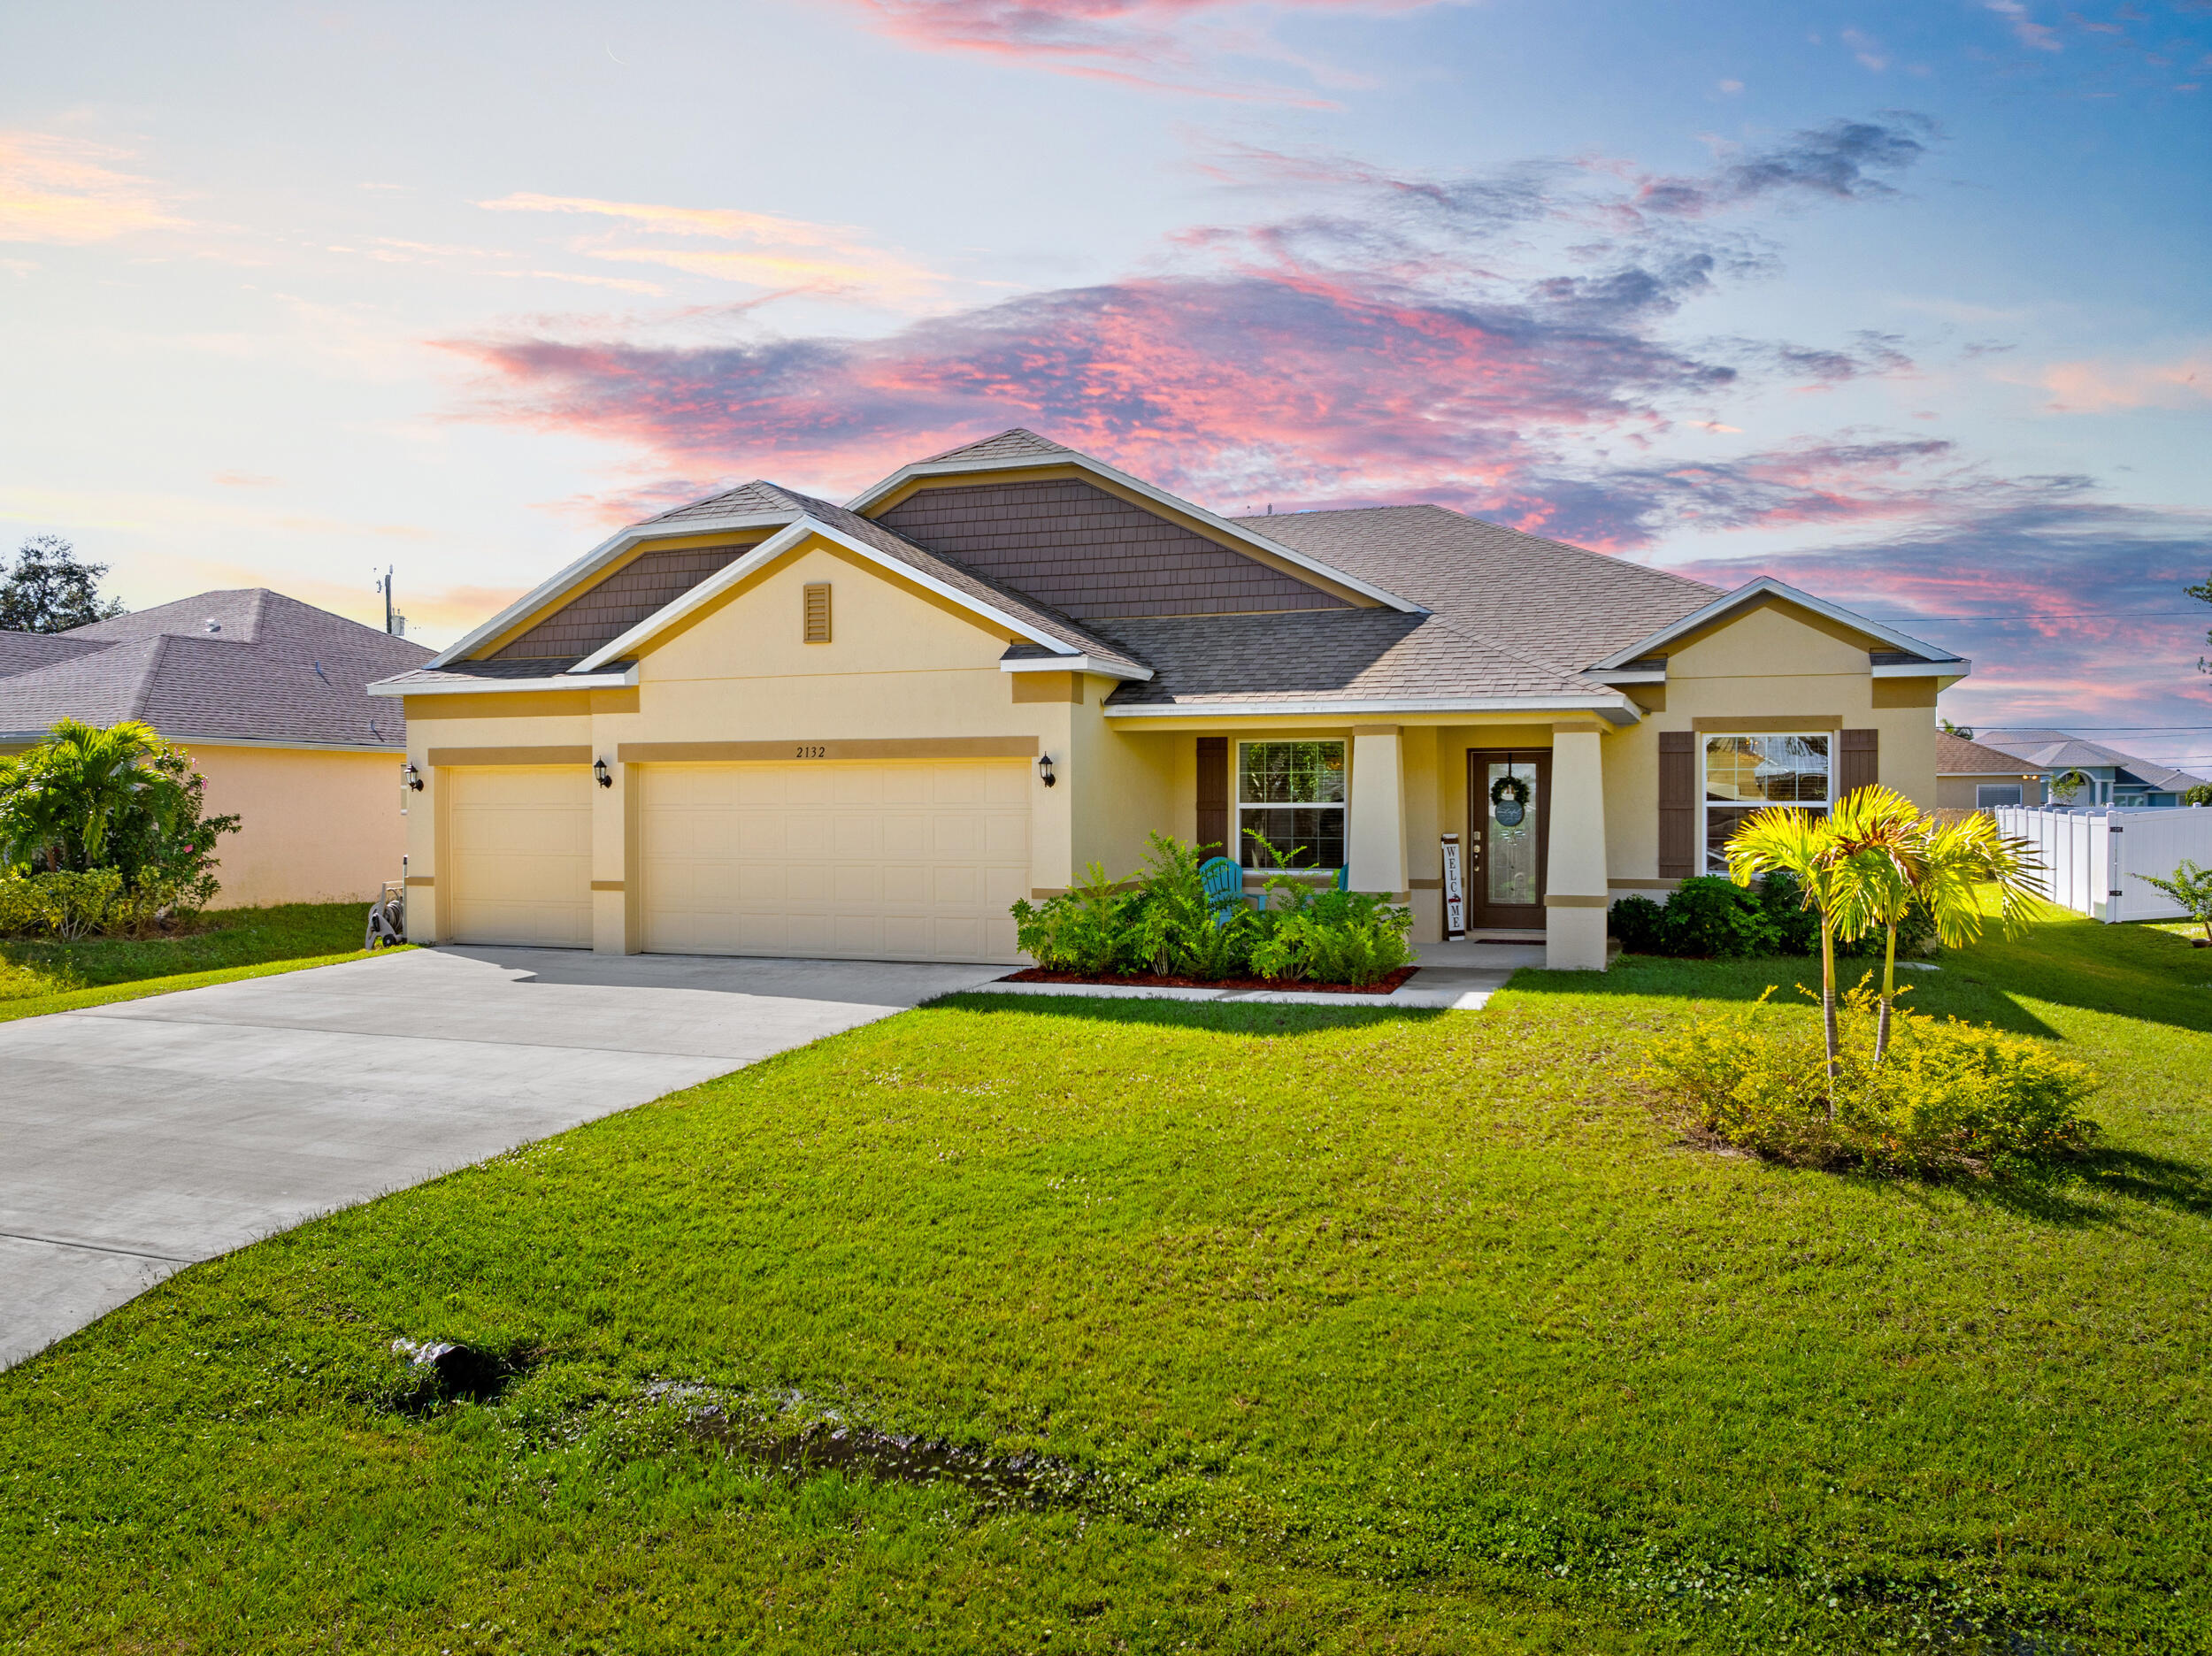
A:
[369, 428, 1968, 970]
[1936, 731, 2047, 810]
[0, 589, 432, 906]
[1972, 728, 2207, 809]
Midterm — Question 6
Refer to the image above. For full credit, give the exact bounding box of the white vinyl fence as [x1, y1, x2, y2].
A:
[1994, 806, 2212, 922]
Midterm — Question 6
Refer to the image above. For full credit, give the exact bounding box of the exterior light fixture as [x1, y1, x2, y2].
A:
[1037, 753, 1057, 788]
[403, 760, 424, 793]
[594, 756, 613, 788]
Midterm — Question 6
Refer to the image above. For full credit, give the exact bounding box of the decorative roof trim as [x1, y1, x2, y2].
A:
[568, 517, 1086, 674]
[1000, 653, 1152, 683]
[844, 449, 1422, 615]
[1587, 578, 1969, 678]
[368, 664, 641, 698]
[426, 512, 797, 669]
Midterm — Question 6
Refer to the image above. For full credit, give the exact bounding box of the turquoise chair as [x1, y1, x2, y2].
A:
[1334, 865, 1349, 893]
[1199, 855, 1252, 925]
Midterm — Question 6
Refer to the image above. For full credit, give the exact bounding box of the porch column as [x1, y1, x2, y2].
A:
[1348, 725, 1408, 896]
[1545, 722, 1609, 970]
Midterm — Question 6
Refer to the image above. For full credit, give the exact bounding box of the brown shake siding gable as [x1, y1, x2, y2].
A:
[490, 544, 759, 661]
[875, 479, 1349, 620]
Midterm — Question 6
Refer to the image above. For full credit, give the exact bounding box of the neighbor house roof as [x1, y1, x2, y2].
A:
[1937, 732, 2041, 776]
[1975, 729, 2207, 794]
[0, 589, 432, 749]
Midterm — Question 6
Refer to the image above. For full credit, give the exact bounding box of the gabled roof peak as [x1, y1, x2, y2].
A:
[914, 427, 1078, 467]
[641, 479, 810, 526]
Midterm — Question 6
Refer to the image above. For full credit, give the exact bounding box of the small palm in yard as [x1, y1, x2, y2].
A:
[1823, 786, 2046, 1060]
[1722, 805, 1878, 1108]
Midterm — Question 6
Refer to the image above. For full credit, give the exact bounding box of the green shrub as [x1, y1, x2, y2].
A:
[1752, 868, 1824, 956]
[1644, 983, 2100, 1178]
[1248, 879, 1413, 986]
[1010, 862, 1136, 975]
[1659, 875, 1778, 957]
[1607, 893, 1667, 953]
[1009, 834, 1409, 985]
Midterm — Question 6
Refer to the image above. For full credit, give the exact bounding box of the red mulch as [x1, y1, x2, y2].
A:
[997, 965, 1421, 996]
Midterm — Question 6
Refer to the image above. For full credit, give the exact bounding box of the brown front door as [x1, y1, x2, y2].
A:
[1468, 750, 1549, 929]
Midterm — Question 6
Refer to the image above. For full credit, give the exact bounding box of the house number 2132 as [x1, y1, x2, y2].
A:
[794, 745, 828, 759]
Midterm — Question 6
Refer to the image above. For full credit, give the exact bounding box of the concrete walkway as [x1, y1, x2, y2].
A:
[0, 947, 1004, 1368]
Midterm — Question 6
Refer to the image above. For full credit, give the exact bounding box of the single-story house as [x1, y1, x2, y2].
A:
[1936, 731, 2047, 810]
[1971, 728, 2207, 809]
[1, 589, 430, 906]
[369, 428, 1968, 970]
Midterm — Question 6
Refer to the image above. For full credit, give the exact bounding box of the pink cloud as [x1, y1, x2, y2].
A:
[838, 0, 1450, 102]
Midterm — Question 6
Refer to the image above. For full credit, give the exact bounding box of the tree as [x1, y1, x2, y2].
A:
[2192, 571, 2212, 674]
[1724, 806, 1881, 1111]
[0, 535, 126, 633]
[0, 719, 237, 896]
[2049, 769, 2089, 805]
[1825, 787, 2044, 1061]
[2185, 784, 2212, 808]
[2134, 859, 2212, 944]
[1939, 717, 1975, 740]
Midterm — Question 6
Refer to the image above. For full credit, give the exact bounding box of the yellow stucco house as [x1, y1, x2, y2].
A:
[1, 589, 429, 907]
[370, 429, 1969, 970]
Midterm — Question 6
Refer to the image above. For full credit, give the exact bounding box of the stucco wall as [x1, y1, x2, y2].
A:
[1938, 772, 2045, 810]
[403, 535, 1080, 939]
[188, 742, 407, 908]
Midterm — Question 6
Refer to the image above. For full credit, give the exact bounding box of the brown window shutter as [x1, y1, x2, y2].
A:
[1658, 731, 1695, 879]
[1839, 728, 1878, 797]
[803, 582, 832, 643]
[1195, 736, 1229, 857]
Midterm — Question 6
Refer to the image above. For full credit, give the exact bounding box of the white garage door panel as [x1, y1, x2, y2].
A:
[447, 766, 594, 948]
[639, 760, 1030, 963]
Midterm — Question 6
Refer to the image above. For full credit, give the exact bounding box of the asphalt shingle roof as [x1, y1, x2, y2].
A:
[1232, 504, 1721, 678]
[1975, 728, 2207, 794]
[0, 590, 432, 748]
[1937, 732, 2040, 775]
[913, 428, 1079, 467]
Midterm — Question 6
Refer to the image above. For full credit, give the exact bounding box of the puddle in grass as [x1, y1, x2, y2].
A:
[651, 1384, 1083, 1509]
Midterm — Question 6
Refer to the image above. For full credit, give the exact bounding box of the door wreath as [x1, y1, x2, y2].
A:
[1490, 770, 1530, 826]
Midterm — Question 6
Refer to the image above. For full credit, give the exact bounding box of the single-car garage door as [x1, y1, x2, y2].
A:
[445, 765, 594, 947]
[638, 760, 1029, 963]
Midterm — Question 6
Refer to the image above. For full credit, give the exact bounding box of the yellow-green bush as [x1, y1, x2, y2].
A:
[0, 867, 210, 940]
[1644, 983, 2100, 1177]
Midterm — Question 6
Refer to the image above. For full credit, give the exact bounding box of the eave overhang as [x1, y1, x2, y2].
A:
[1106, 694, 1641, 725]
[1588, 578, 1970, 683]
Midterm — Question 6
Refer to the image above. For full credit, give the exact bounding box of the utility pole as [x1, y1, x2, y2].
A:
[375, 567, 405, 637]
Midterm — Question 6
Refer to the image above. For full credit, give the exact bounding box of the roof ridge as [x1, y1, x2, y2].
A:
[124, 632, 167, 721]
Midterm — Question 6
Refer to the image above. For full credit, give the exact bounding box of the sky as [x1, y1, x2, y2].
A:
[3, 0, 2209, 765]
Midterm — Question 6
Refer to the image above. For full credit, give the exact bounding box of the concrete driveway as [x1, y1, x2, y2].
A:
[0, 947, 1008, 1368]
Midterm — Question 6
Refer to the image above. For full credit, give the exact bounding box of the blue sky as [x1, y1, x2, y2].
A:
[3, 1, 2208, 762]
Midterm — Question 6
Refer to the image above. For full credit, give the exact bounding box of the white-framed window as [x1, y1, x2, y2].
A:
[1976, 783, 2024, 809]
[1702, 732, 1830, 872]
[1237, 740, 1347, 869]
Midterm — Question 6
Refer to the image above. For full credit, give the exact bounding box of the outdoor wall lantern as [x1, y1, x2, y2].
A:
[403, 760, 424, 793]
[1037, 753, 1057, 788]
[594, 756, 613, 788]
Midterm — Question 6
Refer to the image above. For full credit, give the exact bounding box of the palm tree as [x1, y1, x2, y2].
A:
[1824, 786, 2045, 1060]
[1724, 807, 1879, 1111]
[0, 718, 165, 872]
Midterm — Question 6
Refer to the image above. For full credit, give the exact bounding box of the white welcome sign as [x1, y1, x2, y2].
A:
[1440, 833, 1466, 939]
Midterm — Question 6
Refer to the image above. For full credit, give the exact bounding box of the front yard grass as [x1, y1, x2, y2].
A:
[2, 911, 2208, 1652]
[0, 900, 394, 1024]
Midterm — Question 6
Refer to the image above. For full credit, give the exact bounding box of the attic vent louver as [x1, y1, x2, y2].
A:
[803, 582, 832, 644]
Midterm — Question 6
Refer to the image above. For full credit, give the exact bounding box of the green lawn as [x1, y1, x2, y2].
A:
[3, 914, 2208, 1653]
[0, 901, 396, 1024]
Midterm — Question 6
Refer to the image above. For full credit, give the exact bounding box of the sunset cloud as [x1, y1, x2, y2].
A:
[2037, 350, 2211, 412]
[443, 119, 1935, 545]
[839, 0, 1451, 102]
[477, 193, 946, 304]
[0, 132, 183, 244]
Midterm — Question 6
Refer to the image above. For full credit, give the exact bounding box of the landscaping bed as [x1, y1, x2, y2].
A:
[999, 963, 1420, 994]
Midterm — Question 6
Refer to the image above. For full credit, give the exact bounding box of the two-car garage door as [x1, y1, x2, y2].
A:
[638, 760, 1028, 963]
[442, 759, 1029, 963]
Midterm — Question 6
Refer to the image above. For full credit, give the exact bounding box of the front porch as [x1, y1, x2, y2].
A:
[1087, 716, 1621, 972]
